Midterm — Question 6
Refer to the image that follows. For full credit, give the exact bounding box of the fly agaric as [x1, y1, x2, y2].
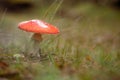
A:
[18, 19, 59, 57]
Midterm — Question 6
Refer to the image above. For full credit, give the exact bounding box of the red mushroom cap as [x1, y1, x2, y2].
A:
[18, 19, 59, 34]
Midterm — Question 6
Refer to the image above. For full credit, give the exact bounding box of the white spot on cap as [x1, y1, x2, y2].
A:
[32, 20, 48, 28]
[19, 21, 29, 25]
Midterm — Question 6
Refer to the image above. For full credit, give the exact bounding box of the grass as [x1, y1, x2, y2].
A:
[0, 0, 120, 80]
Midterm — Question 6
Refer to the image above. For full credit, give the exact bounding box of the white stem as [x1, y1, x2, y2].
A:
[30, 33, 42, 57]
[23, 33, 42, 58]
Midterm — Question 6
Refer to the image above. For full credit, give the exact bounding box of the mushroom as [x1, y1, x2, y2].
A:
[18, 19, 59, 57]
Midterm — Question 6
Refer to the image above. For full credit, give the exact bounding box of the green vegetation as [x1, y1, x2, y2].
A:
[0, 0, 120, 80]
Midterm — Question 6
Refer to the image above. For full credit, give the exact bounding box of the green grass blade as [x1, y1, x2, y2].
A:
[42, 0, 63, 22]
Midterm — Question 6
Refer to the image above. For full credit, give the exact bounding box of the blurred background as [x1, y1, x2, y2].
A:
[0, 0, 120, 80]
[0, 0, 120, 51]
